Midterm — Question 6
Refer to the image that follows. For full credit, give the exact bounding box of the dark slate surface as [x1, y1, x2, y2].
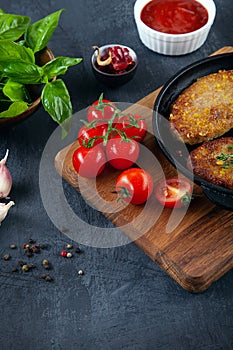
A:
[0, 1, 232, 349]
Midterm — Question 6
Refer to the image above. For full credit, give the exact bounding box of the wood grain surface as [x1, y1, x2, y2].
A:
[55, 47, 233, 293]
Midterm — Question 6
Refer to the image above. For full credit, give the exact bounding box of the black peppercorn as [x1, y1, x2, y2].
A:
[31, 245, 40, 254]
[26, 250, 33, 257]
[38, 243, 46, 249]
[45, 275, 53, 282]
[41, 273, 52, 282]
[29, 263, 36, 269]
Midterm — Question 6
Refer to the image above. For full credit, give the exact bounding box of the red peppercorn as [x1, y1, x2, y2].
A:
[60, 250, 67, 257]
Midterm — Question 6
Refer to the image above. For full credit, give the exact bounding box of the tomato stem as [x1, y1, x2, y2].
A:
[181, 192, 193, 206]
[82, 95, 144, 148]
[117, 113, 145, 129]
[82, 135, 105, 148]
[116, 186, 131, 202]
[94, 92, 118, 112]
[98, 92, 104, 104]
[80, 119, 98, 128]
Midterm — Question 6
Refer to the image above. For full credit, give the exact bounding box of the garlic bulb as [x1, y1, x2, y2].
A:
[0, 201, 14, 224]
[0, 149, 12, 198]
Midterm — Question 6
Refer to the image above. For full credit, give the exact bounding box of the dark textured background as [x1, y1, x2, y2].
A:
[0, 1, 232, 349]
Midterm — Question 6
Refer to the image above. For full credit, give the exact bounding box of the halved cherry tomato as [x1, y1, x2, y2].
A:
[72, 144, 106, 178]
[105, 137, 139, 170]
[116, 168, 153, 205]
[87, 94, 117, 123]
[114, 114, 147, 142]
[154, 178, 192, 208]
[78, 123, 108, 147]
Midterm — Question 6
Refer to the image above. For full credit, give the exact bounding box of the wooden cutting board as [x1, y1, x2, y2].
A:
[55, 47, 233, 293]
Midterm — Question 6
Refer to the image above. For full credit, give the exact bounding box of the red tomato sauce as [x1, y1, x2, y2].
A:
[140, 0, 208, 34]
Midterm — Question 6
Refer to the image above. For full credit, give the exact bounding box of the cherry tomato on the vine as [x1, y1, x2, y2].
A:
[115, 114, 147, 143]
[116, 168, 153, 205]
[72, 144, 106, 178]
[105, 137, 140, 170]
[87, 94, 117, 123]
[78, 123, 108, 147]
[154, 178, 192, 208]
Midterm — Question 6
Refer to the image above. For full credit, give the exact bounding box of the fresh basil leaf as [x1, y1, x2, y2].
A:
[0, 61, 43, 84]
[0, 40, 35, 63]
[25, 9, 64, 53]
[3, 79, 31, 103]
[42, 57, 82, 81]
[41, 79, 72, 124]
[0, 101, 28, 118]
[0, 13, 30, 41]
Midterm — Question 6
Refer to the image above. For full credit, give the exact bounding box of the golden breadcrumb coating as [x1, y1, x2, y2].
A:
[189, 137, 233, 189]
[170, 70, 233, 145]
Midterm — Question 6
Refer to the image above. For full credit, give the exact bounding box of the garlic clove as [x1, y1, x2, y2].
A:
[0, 201, 15, 224]
[0, 149, 12, 199]
[0, 149, 9, 165]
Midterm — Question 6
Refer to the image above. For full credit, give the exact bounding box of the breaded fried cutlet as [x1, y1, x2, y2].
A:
[169, 70, 233, 145]
[189, 137, 233, 190]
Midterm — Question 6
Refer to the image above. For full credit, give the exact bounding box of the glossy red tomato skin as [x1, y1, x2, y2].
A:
[105, 137, 140, 170]
[78, 123, 108, 147]
[114, 115, 147, 143]
[154, 178, 192, 208]
[87, 99, 116, 123]
[72, 145, 106, 178]
[116, 168, 154, 205]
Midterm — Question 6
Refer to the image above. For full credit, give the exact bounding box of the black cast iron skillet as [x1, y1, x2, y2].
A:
[153, 53, 233, 211]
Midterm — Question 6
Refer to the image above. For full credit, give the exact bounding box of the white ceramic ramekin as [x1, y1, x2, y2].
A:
[134, 0, 216, 55]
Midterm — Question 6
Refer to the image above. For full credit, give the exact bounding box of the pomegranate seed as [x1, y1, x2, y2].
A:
[60, 250, 67, 257]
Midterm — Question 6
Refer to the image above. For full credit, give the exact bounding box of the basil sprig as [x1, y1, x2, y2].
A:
[0, 11, 30, 41]
[25, 9, 64, 53]
[0, 8, 82, 126]
[42, 79, 72, 125]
